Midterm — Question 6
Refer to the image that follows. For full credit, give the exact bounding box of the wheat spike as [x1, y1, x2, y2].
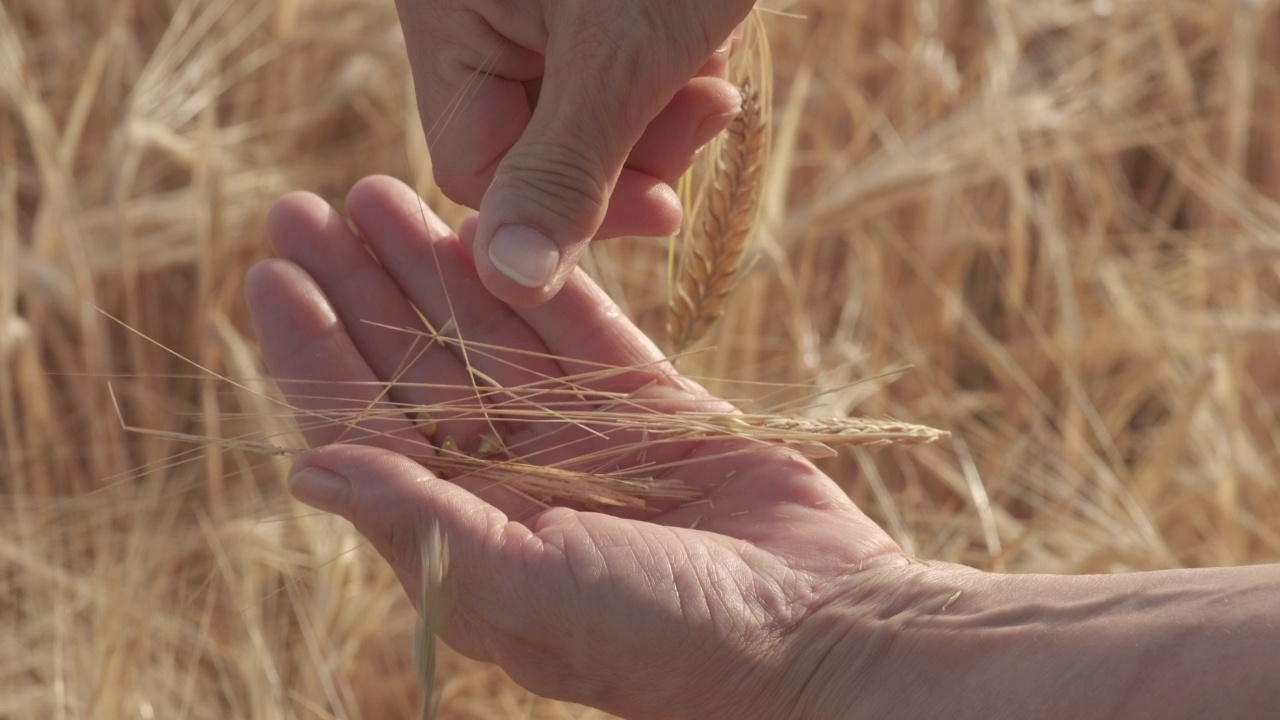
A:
[669, 78, 767, 351]
[693, 414, 950, 455]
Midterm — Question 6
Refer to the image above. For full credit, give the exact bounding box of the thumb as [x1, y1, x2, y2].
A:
[286, 444, 539, 664]
[474, 4, 744, 307]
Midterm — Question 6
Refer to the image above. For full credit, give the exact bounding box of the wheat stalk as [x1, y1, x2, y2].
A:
[668, 78, 768, 351]
[416, 521, 450, 720]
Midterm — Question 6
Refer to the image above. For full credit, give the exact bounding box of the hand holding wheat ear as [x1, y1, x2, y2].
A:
[396, 0, 757, 306]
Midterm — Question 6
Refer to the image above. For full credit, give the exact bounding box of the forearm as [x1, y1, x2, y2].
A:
[798, 561, 1280, 719]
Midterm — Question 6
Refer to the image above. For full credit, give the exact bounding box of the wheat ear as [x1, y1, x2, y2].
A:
[669, 78, 767, 351]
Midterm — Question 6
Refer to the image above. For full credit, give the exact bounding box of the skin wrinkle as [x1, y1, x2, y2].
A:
[723, 558, 787, 664]
[788, 561, 931, 720]
[902, 573, 1112, 718]
[656, 535, 786, 716]
[741, 562, 870, 719]
[689, 535, 741, 630]
[493, 137, 613, 238]
[537, 517, 794, 716]
[480, 525, 562, 663]
[550, 522, 674, 706]
[546, 3, 668, 140]
[464, 9, 541, 66]
[403, 1, 532, 72]
[474, 2, 548, 52]
[431, 118, 507, 206]
[753, 562, 811, 633]
[693, 598, 777, 711]
[605, 0, 719, 94]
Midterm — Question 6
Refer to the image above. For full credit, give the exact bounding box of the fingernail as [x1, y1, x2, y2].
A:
[289, 467, 350, 513]
[488, 224, 560, 288]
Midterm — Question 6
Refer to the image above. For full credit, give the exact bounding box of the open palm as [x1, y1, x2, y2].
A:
[245, 175, 904, 719]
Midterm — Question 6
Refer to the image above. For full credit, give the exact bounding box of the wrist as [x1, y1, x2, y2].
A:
[791, 560, 1280, 719]
[778, 553, 949, 720]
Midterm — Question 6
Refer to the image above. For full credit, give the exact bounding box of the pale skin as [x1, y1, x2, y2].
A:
[247, 176, 1280, 720]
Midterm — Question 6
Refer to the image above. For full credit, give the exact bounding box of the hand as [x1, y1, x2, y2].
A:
[244, 175, 910, 719]
[396, 0, 756, 306]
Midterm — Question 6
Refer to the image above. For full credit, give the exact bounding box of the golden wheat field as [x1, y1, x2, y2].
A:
[5, 0, 1280, 717]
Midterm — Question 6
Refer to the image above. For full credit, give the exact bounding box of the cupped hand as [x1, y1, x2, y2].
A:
[245, 176, 909, 719]
[397, 0, 756, 306]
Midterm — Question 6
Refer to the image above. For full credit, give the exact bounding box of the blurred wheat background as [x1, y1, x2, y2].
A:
[4, 0, 1280, 717]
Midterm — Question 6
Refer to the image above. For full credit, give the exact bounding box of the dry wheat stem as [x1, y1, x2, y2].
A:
[416, 521, 449, 720]
[669, 78, 767, 351]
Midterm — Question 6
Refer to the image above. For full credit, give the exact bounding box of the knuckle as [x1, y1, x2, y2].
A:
[498, 141, 610, 232]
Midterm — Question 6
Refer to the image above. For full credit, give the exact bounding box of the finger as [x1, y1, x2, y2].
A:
[409, 69, 687, 243]
[287, 444, 532, 663]
[589, 170, 684, 241]
[482, 222, 703, 398]
[595, 76, 742, 237]
[265, 191, 482, 446]
[397, 6, 545, 209]
[344, 176, 564, 392]
[400, 18, 683, 244]
[694, 22, 744, 78]
[505, 247, 866, 525]
[257, 207, 542, 519]
[346, 177, 603, 468]
[286, 444, 720, 711]
[246, 258, 536, 515]
[470, 3, 741, 307]
[624, 77, 741, 187]
[244, 258, 425, 454]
